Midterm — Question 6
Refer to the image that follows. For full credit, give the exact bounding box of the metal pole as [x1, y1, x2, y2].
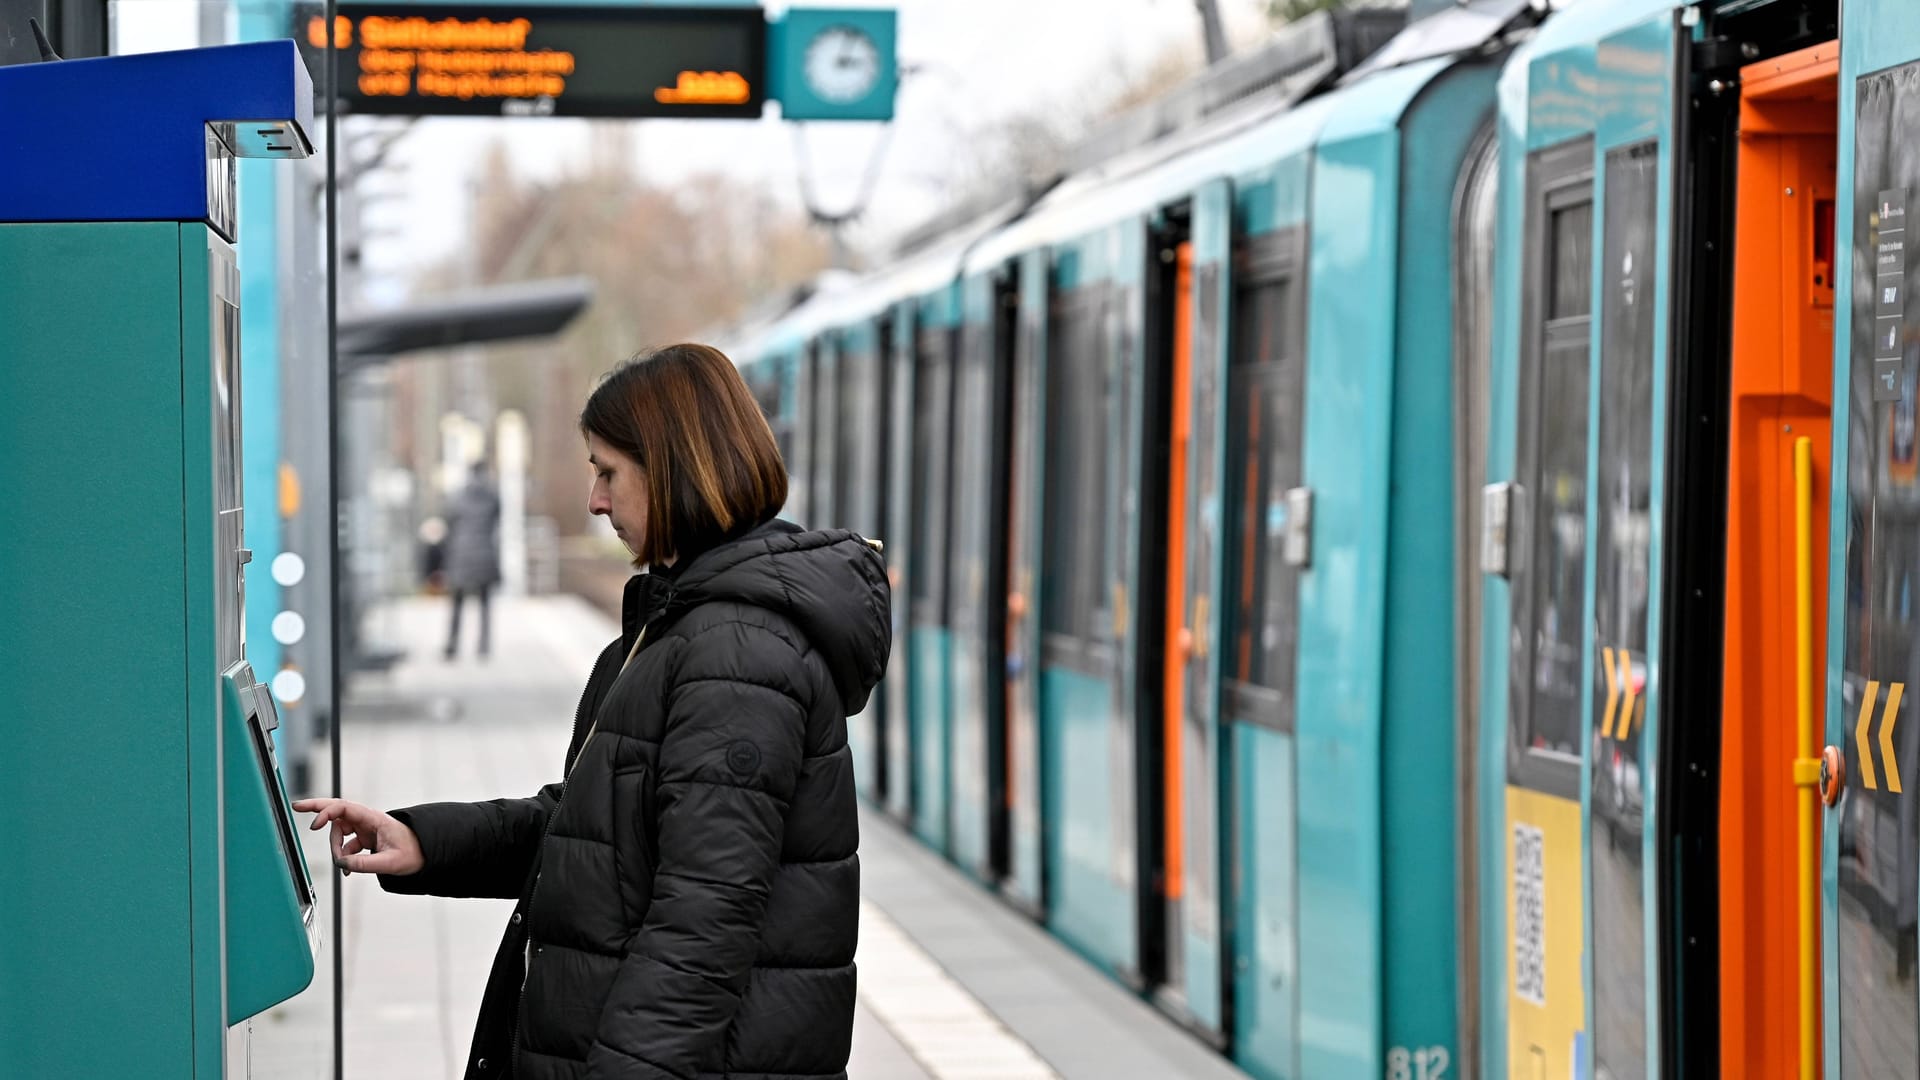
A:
[1194, 0, 1229, 65]
[324, 2, 345, 1076]
[1792, 436, 1816, 1080]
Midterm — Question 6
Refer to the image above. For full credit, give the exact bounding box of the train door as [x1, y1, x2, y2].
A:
[1004, 249, 1050, 916]
[1719, 40, 1837, 1076]
[1828, 6, 1920, 1076]
[1500, 130, 1596, 1080]
[1138, 212, 1187, 1003]
[909, 299, 959, 850]
[839, 323, 888, 798]
[1039, 222, 1150, 979]
[747, 361, 792, 471]
[1137, 203, 1202, 1032]
[1164, 180, 1233, 1044]
[882, 310, 916, 823]
[1224, 218, 1309, 1076]
[948, 273, 1014, 882]
[1582, 18, 1689, 1076]
[1158, 231, 1196, 1031]
[1453, 121, 1499, 1080]
[1494, 13, 1697, 1077]
[990, 272, 1019, 882]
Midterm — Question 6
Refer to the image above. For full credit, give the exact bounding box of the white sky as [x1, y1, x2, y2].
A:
[112, 0, 1277, 297]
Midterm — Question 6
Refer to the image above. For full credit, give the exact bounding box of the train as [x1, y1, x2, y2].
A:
[717, 0, 1920, 1077]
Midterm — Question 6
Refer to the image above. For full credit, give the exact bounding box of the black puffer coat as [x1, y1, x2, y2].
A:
[380, 521, 890, 1080]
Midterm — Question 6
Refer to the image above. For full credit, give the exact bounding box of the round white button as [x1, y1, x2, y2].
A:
[271, 669, 307, 704]
[271, 552, 306, 587]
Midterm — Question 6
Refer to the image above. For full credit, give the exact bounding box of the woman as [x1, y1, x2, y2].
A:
[296, 343, 890, 1080]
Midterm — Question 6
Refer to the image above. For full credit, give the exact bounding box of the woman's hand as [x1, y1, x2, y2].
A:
[292, 798, 426, 877]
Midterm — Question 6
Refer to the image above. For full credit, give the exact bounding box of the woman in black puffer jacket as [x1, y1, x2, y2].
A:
[296, 344, 890, 1080]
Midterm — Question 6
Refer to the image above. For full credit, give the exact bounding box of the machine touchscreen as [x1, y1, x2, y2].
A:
[222, 661, 319, 1022]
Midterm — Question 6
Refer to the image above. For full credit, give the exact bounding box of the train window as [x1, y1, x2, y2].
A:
[835, 341, 865, 534]
[1225, 272, 1303, 709]
[1042, 285, 1112, 647]
[874, 320, 896, 551]
[1510, 136, 1594, 797]
[949, 320, 995, 614]
[750, 369, 794, 483]
[1526, 313, 1592, 762]
[910, 330, 953, 616]
[1549, 201, 1594, 321]
[789, 349, 813, 525]
[810, 345, 839, 527]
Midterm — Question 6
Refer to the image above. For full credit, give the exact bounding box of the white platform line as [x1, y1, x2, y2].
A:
[857, 899, 1060, 1080]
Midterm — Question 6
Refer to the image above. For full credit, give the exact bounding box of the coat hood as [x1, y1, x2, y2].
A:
[621, 518, 892, 714]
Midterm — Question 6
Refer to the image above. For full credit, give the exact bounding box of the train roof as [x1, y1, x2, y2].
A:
[727, 0, 1536, 360]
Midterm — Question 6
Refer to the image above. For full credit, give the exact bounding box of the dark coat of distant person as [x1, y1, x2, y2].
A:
[443, 474, 501, 592]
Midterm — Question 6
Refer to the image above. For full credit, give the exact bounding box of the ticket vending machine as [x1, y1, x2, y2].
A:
[0, 42, 318, 1077]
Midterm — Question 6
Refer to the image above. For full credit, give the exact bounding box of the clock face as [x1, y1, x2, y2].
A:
[804, 26, 880, 105]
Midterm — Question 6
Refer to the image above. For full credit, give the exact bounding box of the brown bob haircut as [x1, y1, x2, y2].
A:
[579, 343, 788, 566]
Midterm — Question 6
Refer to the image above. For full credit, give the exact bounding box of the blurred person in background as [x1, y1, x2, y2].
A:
[443, 461, 501, 660]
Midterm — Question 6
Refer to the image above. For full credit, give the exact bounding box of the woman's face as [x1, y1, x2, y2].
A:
[586, 432, 649, 559]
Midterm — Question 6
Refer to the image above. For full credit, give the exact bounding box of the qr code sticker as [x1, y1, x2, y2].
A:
[1513, 823, 1546, 1006]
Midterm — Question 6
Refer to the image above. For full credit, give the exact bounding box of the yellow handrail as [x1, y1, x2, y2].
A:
[1793, 435, 1818, 1080]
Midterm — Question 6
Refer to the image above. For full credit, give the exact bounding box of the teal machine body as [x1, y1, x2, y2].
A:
[0, 41, 319, 1076]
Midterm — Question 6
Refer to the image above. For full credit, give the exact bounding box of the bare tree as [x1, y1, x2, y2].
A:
[402, 138, 830, 539]
[926, 40, 1204, 220]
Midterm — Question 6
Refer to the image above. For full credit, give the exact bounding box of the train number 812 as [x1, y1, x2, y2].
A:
[1386, 1046, 1450, 1080]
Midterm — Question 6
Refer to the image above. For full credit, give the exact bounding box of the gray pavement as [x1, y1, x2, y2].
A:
[239, 593, 1244, 1079]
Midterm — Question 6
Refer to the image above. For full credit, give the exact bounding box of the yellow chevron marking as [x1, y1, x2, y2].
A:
[1619, 653, 1638, 745]
[1857, 681, 1882, 791]
[1600, 647, 1621, 741]
[1881, 683, 1904, 795]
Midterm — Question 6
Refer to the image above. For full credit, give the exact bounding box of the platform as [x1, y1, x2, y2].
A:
[243, 593, 1247, 1079]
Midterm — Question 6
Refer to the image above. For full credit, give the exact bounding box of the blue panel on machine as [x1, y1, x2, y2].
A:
[0, 41, 313, 227]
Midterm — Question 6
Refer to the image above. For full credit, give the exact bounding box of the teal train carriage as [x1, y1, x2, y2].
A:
[1482, 1, 1920, 1078]
[723, 0, 1920, 1075]
[731, 5, 1496, 1074]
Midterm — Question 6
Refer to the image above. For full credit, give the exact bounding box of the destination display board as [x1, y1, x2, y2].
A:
[296, 3, 766, 118]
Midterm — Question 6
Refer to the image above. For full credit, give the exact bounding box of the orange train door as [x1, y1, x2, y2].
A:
[1719, 41, 1838, 1078]
[1163, 242, 1195, 992]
